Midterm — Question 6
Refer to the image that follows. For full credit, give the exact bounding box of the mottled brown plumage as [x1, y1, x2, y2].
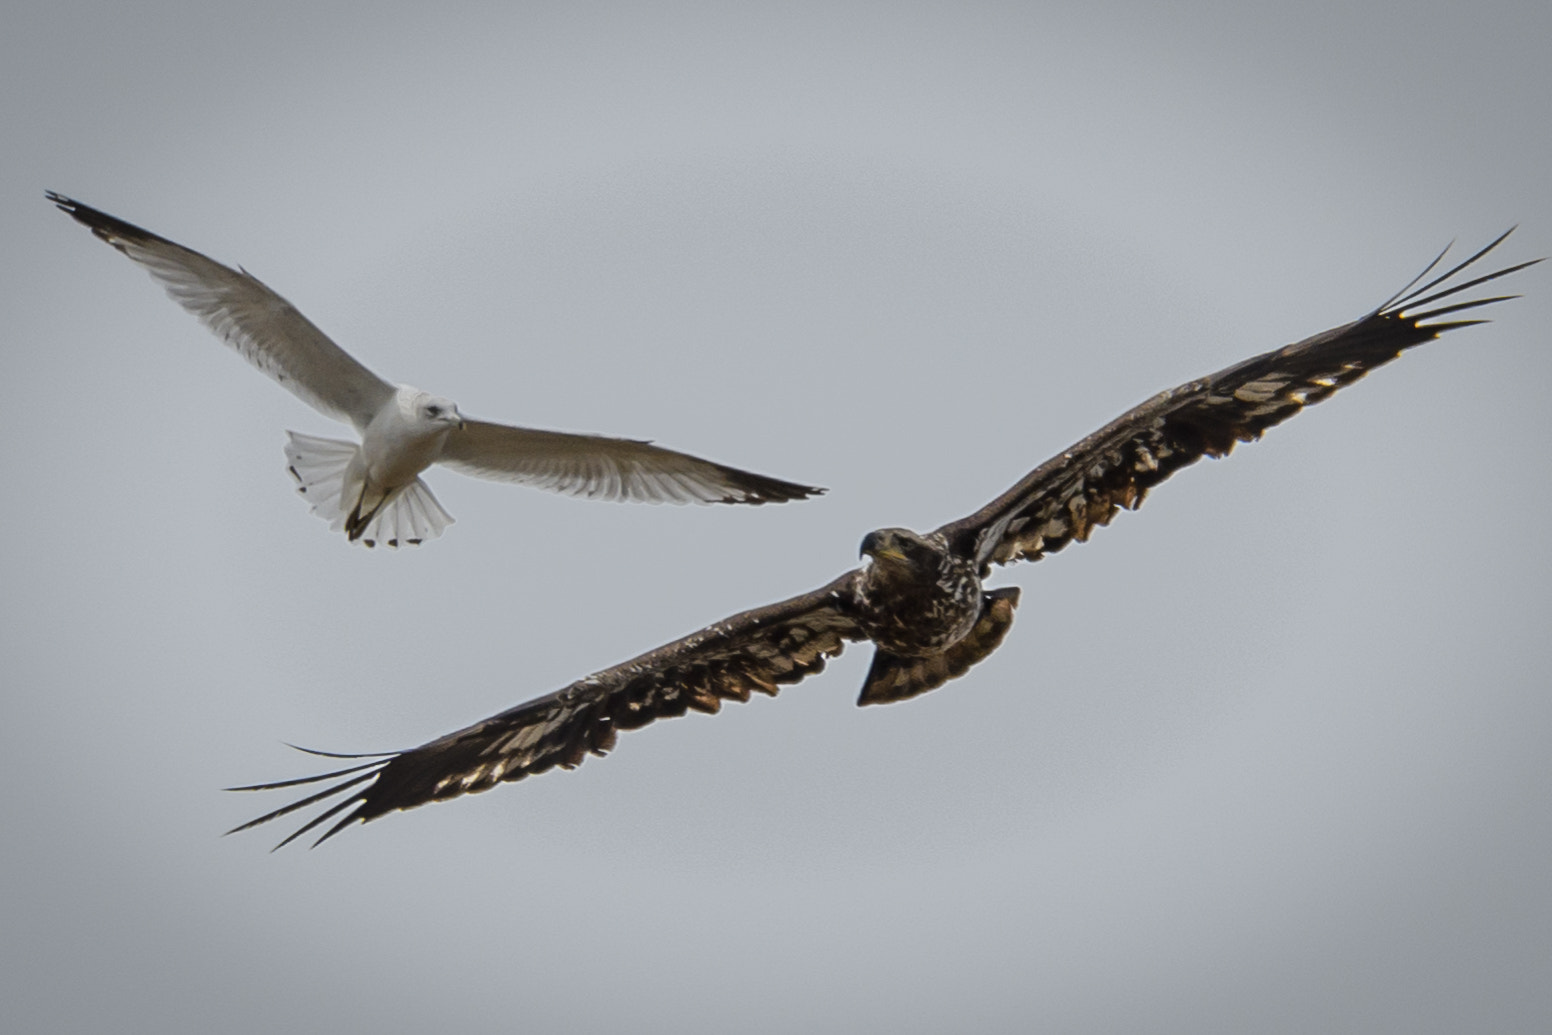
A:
[231, 232, 1538, 848]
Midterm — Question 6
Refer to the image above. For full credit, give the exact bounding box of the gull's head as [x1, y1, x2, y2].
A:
[397, 386, 465, 431]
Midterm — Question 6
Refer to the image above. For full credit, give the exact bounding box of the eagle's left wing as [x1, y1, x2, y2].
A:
[228, 573, 862, 848]
[937, 232, 1539, 570]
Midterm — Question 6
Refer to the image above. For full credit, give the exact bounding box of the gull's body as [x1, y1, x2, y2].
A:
[49, 193, 823, 546]
[301, 385, 465, 543]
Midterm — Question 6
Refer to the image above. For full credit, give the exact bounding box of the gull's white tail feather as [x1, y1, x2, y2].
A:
[358, 479, 454, 548]
[285, 432, 356, 531]
[284, 432, 453, 547]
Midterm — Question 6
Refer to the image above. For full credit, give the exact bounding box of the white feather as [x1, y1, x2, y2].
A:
[284, 432, 357, 532]
[50, 193, 820, 545]
[284, 431, 454, 546]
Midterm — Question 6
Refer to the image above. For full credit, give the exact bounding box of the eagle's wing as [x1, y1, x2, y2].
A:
[228, 573, 863, 848]
[48, 193, 395, 431]
[937, 232, 1540, 570]
[439, 420, 825, 504]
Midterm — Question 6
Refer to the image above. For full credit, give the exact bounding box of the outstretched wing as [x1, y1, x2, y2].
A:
[439, 420, 825, 504]
[48, 193, 395, 430]
[228, 573, 863, 848]
[938, 231, 1540, 570]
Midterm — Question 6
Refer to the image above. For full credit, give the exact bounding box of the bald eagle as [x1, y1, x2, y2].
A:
[231, 232, 1538, 847]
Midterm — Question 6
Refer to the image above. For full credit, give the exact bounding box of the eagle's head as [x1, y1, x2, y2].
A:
[856, 526, 986, 656]
[860, 527, 944, 571]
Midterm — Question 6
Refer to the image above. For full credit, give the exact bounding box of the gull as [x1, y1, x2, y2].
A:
[48, 193, 823, 546]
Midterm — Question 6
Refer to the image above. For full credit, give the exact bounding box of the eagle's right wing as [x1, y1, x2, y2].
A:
[49, 193, 396, 431]
[937, 231, 1539, 571]
[228, 573, 863, 848]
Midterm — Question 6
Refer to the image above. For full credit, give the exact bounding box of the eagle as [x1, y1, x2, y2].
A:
[47, 193, 822, 546]
[230, 232, 1537, 847]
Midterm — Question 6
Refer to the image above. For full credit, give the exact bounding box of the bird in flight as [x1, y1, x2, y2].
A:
[230, 231, 1537, 847]
[48, 193, 823, 546]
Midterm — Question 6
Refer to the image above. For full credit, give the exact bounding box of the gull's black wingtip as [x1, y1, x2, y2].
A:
[45, 191, 100, 222]
[45, 191, 147, 247]
[725, 475, 828, 506]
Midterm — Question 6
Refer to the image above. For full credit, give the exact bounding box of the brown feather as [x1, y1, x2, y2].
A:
[857, 589, 1020, 706]
[230, 233, 1537, 848]
[939, 232, 1540, 570]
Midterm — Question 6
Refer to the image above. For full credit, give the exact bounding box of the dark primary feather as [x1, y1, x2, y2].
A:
[228, 575, 863, 847]
[937, 230, 1541, 570]
[231, 231, 1538, 848]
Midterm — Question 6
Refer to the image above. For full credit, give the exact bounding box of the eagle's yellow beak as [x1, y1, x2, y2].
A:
[860, 530, 909, 563]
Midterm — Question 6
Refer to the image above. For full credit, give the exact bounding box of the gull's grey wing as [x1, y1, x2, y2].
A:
[229, 573, 862, 848]
[49, 193, 395, 431]
[936, 231, 1540, 570]
[439, 420, 826, 504]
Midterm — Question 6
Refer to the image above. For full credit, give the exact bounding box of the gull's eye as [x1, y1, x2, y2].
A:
[426, 405, 441, 418]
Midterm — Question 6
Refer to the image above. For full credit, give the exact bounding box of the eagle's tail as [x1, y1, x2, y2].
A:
[857, 587, 1021, 706]
[284, 431, 454, 547]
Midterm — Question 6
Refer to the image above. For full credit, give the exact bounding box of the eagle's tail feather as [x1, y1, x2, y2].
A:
[857, 587, 1021, 706]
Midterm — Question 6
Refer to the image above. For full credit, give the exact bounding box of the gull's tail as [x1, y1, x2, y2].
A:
[284, 432, 454, 548]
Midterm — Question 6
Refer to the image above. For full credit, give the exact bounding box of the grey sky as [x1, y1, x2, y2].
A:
[4, 2, 1550, 1032]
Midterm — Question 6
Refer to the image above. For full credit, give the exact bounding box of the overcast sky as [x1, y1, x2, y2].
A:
[4, 2, 1551, 1032]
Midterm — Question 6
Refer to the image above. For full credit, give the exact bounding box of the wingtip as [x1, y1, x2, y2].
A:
[775, 484, 829, 504]
[45, 190, 79, 216]
[283, 742, 397, 760]
[1379, 231, 1541, 323]
[224, 760, 385, 849]
[749, 481, 829, 505]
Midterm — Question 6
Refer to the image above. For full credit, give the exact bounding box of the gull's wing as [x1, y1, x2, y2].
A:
[48, 193, 395, 431]
[936, 231, 1541, 570]
[228, 573, 863, 848]
[439, 420, 826, 504]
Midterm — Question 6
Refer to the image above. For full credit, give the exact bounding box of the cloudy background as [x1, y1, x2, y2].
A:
[4, 2, 1550, 1031]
